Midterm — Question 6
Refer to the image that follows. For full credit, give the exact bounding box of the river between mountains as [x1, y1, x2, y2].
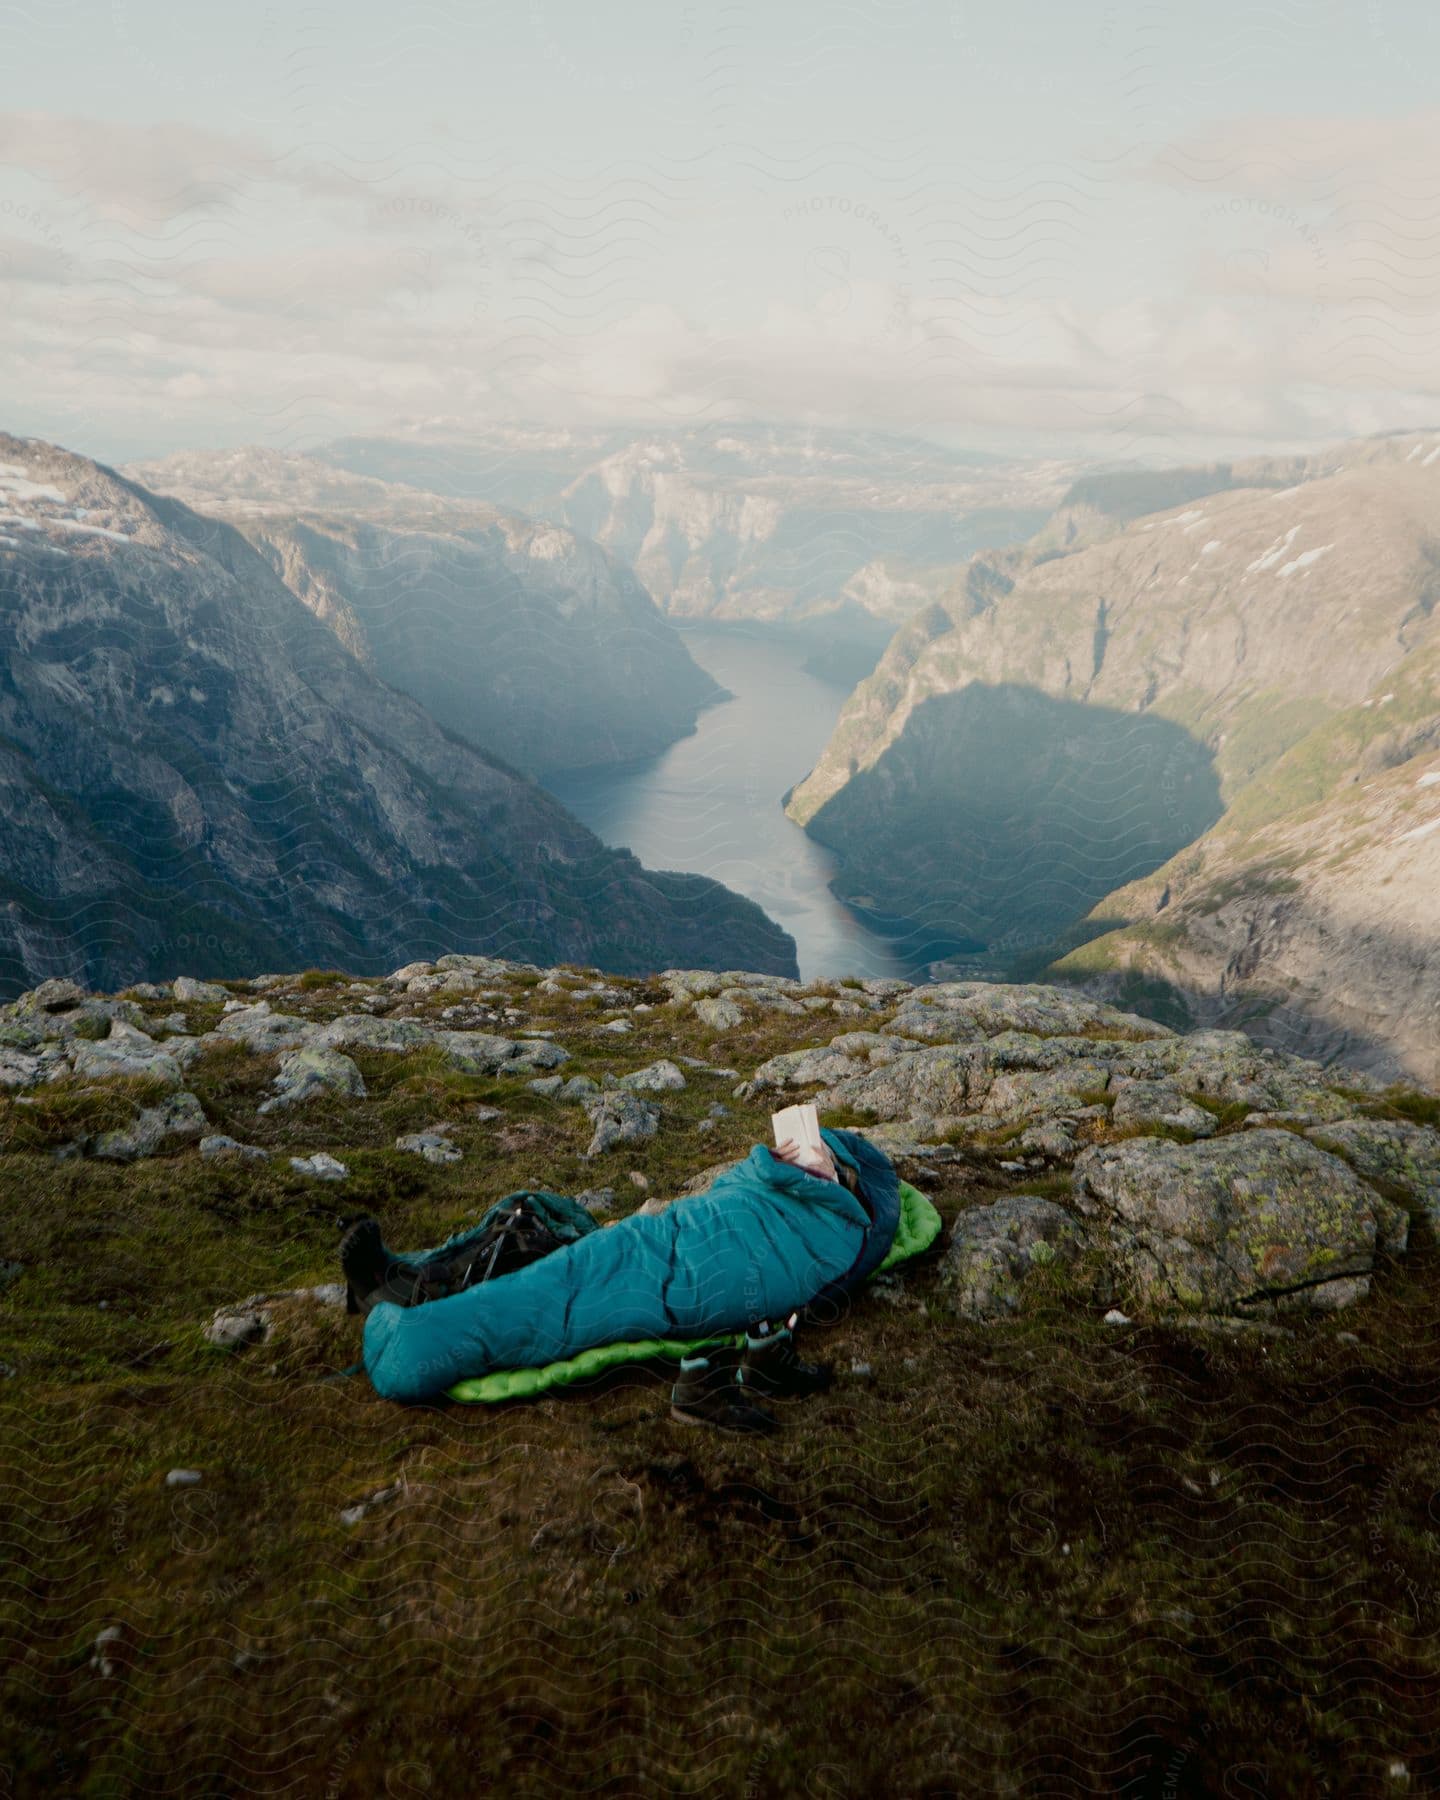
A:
[543, 625, 922, 983]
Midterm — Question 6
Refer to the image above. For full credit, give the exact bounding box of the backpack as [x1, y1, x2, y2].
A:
[404, 1190, 599, 1302]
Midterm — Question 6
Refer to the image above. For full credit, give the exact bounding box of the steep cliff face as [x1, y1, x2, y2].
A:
[125, 448, 722, 777]
[0, 435, 797, 992]
[1053, 644, 1440, 1082]
[786, 430, 1440, 1077]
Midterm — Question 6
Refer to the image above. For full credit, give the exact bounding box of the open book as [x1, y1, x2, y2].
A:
[771, 1102, 830, 1176]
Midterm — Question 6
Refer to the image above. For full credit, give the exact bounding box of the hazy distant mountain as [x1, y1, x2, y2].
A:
[313, 424, 1075, 639]
[125, 447, 722, 777]
[0, 435, 796, 991]
[786, 429, 1440, 1079]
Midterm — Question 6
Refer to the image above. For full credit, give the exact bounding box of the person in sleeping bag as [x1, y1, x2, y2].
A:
[341, 1125, 900, 1430]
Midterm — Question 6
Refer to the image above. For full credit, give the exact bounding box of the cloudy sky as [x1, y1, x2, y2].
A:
[2, 0, 1438, 462]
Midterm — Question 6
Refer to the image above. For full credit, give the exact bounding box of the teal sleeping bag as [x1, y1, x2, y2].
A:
[362, 1129, 898, 1404]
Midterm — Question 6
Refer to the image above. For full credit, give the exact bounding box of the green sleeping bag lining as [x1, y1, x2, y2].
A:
[447, 1179, 942, 1405]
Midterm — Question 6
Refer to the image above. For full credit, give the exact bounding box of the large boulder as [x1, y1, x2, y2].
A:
[1074, 1129, 1409, 1317]
[259, 1048, 366, 1112]
[1306, 1118, 1440, 1223]
[941, 1197, 1087, 1318]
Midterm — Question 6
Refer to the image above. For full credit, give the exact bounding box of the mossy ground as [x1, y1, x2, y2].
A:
[2, 971, 1439, 1796]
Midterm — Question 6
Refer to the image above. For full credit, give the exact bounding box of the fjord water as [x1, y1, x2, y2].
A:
[542, 627, 908, 983]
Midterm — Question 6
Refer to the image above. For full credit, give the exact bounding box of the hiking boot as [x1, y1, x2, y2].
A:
[338, 1216, 425, 1315]
[737, 1323, 833, 1399]
[670, 1357, 777, 1435]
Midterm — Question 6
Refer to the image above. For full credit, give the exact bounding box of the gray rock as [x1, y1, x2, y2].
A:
[258, 1048, 366, 1112]
[315, 1013, 435, 1054]
[1110, 1078, 1218, 1138]
[72, 1023, 183, 1088]
[987, 1060, 1112, 1122]
[695, 996, 743, 1031]
[582, 1091, 661, 1157]
[0, 1048, 42, 1090]
[600, 1019, 633, 1035]
[199, 1134, 270, 1164]
[890, 982, 1171, 1044]
[527, 1075, 565, 1097]
[290, 1152, 348, 1181]
[1017, 1121, 1078, 1157]
[576, 1186, 616, 1214]
[941, 1196, 1086, 1318]
[432, 1030, 526, 1075]
[618, 1059, 688, 1094]
[22, 977, 86, 1013]
[90, 1090, 208, 1161]
[1306, 1118, 1440, 1221]
[165, 1469, 202, 1487]
[560, 1074, 600, 1100]
[396, 1130, 463, 1165]
[1074, 1130, 1409, 1317]
[497, 1040, 568, 1075]
[173, 976, 228, 1003]
[208, 1004, 315, 1055]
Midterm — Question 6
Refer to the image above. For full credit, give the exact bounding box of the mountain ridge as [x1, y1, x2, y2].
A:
[0, 433, 797, 991]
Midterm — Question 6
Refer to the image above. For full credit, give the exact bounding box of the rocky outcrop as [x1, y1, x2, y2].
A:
[0, 433, 796, 992]
[1073, 1132, 1409, 1317]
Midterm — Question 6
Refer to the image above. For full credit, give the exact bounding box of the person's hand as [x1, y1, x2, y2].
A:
[773, 1137, 838, 1182]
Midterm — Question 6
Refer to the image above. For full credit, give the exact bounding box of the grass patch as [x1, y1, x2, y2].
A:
[296, 968, 348, 991]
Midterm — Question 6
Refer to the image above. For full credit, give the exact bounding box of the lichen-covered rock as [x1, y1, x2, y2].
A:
[1306, 1118, 1440, 1222]
[173, 976, 228, 1003]
[1110, 1079, 1217, 1138]
[432, 1031, 530, 1075]
[315, 1014, 435, 1055]
[259, 1048, 366, 1113]
[91, 1091, 208, 1161]
[986, 1059, 1112, 1122]
[1074, 1130, 1409, 1317]
[582, 1091, 661, 1157]
[207, 1004, 315, 1055]
[941, 1197, 1086, 1317]
[819, 1044, 983, 1128]
[889, 983, 1172, 1044]
[497, 1040, 568, 1076]
[695, 996, 743, 1031]
[71, 1023, 184, 1088]
[618, 1059, 688, 1094]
